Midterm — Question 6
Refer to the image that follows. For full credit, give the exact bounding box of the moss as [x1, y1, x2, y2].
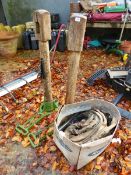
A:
[7, 0, 35, 25]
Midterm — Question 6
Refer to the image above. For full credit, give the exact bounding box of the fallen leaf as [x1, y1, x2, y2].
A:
[50, 146, 57, 152]
[43, 143, 48, 153]
[52, 161, 58, 171]
[6, 128, 14, 138]
[21, 137, 30, 147]
[95, 165, 101, 170]
[12, 135, 22, 142]
[34, 138, 40, 145]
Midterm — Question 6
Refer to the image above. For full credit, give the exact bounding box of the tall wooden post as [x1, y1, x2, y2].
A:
[33, 10, 53, 102]
[65, 14, 87, 104]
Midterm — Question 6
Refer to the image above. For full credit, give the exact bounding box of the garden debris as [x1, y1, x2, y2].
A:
[54, 99, 121, 169]
[63, 108, 117, 144]
[0, 50, 130, 174]
[16, 100, 58, 147]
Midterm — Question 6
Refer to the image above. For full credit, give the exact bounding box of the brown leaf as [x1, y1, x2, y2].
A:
[12, 135, 22, 142]
[50, 146, 57, 152]
[43, 143, 48, 153]
[52, 161, 58, 171]
[21, 137, 30, 147]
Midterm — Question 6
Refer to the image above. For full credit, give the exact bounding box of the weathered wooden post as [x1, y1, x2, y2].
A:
[70, 0, 81, 15]
[33, 10, 53, 102]
[65, 14, 87, 104]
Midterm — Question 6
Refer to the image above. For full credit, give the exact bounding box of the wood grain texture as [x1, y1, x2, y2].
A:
[70, 2, 81, 14]
[33, 10, 51, 42]
[67, 14, 87, 52]
[33, 10, 52, 102]
[39, 41, 53, 102]
[66, 14, 87, 104]
[66, 52, 81, 104]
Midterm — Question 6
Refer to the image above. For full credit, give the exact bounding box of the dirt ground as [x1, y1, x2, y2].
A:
[0, 50, 39, 86]
[0, 49, 130, 175]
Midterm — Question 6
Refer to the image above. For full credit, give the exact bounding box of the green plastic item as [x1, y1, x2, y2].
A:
[28, 124, 54, 148]
[102, 39, 123, 56]
[107, 48, 124, 56]
[38, 100, 58, 114]
[28, 131, 46, 148]
[16, 100, 58, 136]
[104, 5, 126, 13]
[16, 112, 50, 136]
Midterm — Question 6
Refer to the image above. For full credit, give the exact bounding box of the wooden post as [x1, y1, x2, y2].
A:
[65, 14, 87, 104]
[33, 10, 53, 102]
[70, 1, 81, 15]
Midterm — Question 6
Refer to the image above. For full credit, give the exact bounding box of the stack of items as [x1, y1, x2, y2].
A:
[79, 0, 131, 22]
[50, 13, 67, 52]
[51, 13, 60, 29]
[97, 2, 126, 13]
[50, 29, 67, 52]
[22, 22, 39, 50]
[59, 108, 117, 144]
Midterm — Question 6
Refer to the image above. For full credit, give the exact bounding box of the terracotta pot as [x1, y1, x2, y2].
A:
[120, 40, 131, 54]
[0, 31, 19, 57]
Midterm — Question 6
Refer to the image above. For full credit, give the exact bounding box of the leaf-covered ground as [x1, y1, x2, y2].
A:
[0, 49, 130, 175]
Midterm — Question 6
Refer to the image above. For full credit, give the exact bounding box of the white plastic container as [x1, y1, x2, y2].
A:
[53, 99, 121, 169]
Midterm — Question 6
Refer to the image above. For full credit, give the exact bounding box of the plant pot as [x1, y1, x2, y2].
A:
[12, 25, 26, 49]
[120, 40, 131, 54]
[0, 31, 19, 57]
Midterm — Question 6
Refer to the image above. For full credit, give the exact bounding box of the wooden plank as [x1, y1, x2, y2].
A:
[66, 14, 87, 104]
[70, 2, 81, 14]
[87, 21, 131, 28]
[33, 10, 53, 102]
[33, 10, 51, 42]
[39, 41, 53, 102]
[71, 12, 131, 28]
[68, 14, 87, 52]
[66, 52, 81, 104]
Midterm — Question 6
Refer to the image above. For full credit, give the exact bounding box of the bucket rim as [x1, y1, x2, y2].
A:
[0, 31, 19, 41]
